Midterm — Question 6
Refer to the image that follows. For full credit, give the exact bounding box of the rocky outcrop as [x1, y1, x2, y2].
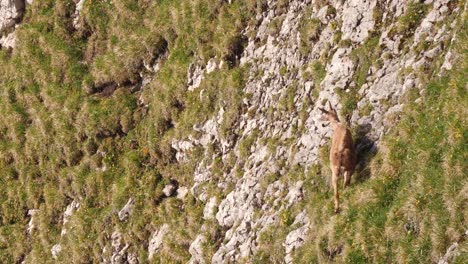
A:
[103, 231, 138, 264]
[118, 198, 135, 221]
[26, 209, 38, 234]
[72, 0, 85, 29]
[284, 211, 310, 264]
[0, 0, 24, 33]
[188, 234, 206, 264]
[0, 0, 26, 48]
[341, 0, 377, 43]
[50, 200, 80, 259]
[167, 0, 463, 262]
[148, 224, 169, 260]
[437, 230, 467, 264]
[61, 200, 80, 236]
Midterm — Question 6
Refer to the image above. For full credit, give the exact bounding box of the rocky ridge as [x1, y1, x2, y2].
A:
[0, 0, 28, 48]
[173, 0, 464, 262]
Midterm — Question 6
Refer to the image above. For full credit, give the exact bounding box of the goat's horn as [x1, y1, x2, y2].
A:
[328, 100, 333, 110]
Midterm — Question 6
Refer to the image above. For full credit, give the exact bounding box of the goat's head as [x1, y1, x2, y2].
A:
[318, 101, 340, 123]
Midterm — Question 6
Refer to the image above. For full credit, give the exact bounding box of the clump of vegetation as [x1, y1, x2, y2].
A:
[299, 8, 323, 56]
[359, 102, 374, 117]
[338, 35, 381, 118]
[389, 1, 431, 39]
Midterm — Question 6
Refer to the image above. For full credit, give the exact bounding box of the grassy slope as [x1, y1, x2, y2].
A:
[0, 0, 466, 263]
[0, 0, 253, 263]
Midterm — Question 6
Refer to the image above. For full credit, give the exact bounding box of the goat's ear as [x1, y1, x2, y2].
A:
[318, 107, 328, 114]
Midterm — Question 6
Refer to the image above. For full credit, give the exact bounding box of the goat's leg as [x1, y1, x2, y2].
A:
[344, 170, 351, 188]
[332, 167, 340, 213]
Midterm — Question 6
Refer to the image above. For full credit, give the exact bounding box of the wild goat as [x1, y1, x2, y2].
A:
[319, 101, 357, 213]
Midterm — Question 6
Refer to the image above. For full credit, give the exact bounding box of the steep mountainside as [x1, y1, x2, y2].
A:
[0, 0, 466, 263]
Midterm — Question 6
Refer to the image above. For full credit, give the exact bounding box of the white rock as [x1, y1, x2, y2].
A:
[176, 186, 189, 199]
[203, 197, 217, 220]
[0, 30, 16, 48]
[206, 59, 217, 73]
[51, 244, 62, 259]
[118, 198, 135, 221]
[61, 200, 80, 236]
[437, 230, 468, 264]
[188, 235, 206, 264]
[341, 0, 377, 43]
[72, 0, 85, 28]
[27, 209, 39, 234]
[441, 51, 454, 70]
[285, 181, 304, 206]
[148, 224, 169, 260]
[187, 63, 205, 91]
[284, 211, 310, 264]
[0, 0, 24, 33]
[163, 184, 176, 197]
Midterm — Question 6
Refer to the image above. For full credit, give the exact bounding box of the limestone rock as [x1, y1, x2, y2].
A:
[163, 183, 176, 197]
[203, 197, 217, 220]
[51, 244, 62, 260]
[437, 230, 468, 264]
[61, 200, 80, 236]
[162, 0, 461, 262]
[176, 186, 189, 199]
[284, 211, 310, 264]
[341, 0, 377, 43]
[188, 235, 206, 264]
[0, 30, 15, 48]
[0, 0, 24, 33]
[27, 209, 39, 234]
[106, 231, 137, 264]
[72, 0, 85, 29]
[148, 224, 169, 260]
[118, 198, 135, 221]
[187, 63, 205, 91]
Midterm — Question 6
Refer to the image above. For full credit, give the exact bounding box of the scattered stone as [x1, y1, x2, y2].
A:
[27, 209, 39, 234]
[341, 0, 377, 43]
[441, 51, 454, 70]
[0, 0, 25, 34]
[51, 244, 62, 260]
[61, 200, 80, 236]
[206, 58, 217, 73]
[176, 186, 189, 199]
[284, 211, 310, 264]
[148, 224, 169, 260]
[118, 198, 135, 221]
[203, 197, 217, 220]
[0, 30, 16, 48]
[437, 230, 467, 264]
[163, 183, 177, 197]
[106, 231, 136, 264]
[72, 0, 85, 29]
[187, 62, 205, 91]
[285, 181, 304, 206]
[188, 235, 206, 264]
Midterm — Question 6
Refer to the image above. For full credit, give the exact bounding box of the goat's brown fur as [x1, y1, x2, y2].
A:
[319, 101, 357, 213]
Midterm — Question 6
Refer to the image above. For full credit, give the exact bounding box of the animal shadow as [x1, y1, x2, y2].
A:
[353, 123, 377, 184]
